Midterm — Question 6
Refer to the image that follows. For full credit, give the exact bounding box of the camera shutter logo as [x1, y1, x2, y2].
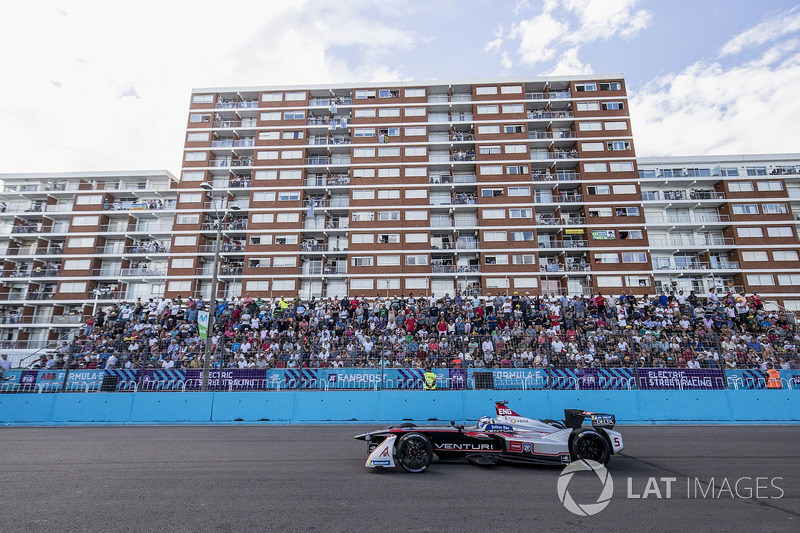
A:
[557, 459, 614, 516]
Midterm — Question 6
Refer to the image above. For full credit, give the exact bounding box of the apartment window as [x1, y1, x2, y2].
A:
[405, 146, 426, 157]
[63, 259, 91, 270]
[480, 145, 501, 155]
[502, 104, 524, 114]
[377, 210, 400, 221]
[579, 121, 602, 131]
[507, 186, 530, 196]
[507, 165, 528, 175]
[71, 216, 99, 226]
[405, 255, 428, 266]
[604, 121, 627, 130]
[353, 168, 375, 178]
[378, 147, 400, 157]
[187, 132, 209, 142]
[626, 276, 651, 287]
[773, 250, 799, 261]
[599, 82, 622, 90]
[732, 204, 759, 215]
[480, 165, 502, 175]
[405, 107, 426, 116]
[586, 185, 610, 195]
[405, 233, 427, 243]
[405, 210, 427, 221]
[60, 282, 88, 293]
[622, 252, 648, 263]
[616, 207, 640, 216]
[476, 86, 498, 95]
[596, 276, 623, 287]
[353, 148, 376, 158]
[483, 208, 505, 219]
[352, 211, 375, 222]
[351, 256, 374, 267]
[478, 125, 501, 134]
[728, 181, 754, 192]
[281, 150, 302, 159]
[757, 181, 784, 191]
[613, 184, 637, 195]
[767, 226, 793, 237]
[602, 101, 625, 110]
[279, 170, 301, 180]
[253, 192, 276, 202]
[377, 255, 400, 266]
[378, 108, 400, 118]
[741, 251, 769, 262]
[483, 231, 507, 241]
[746, 167, 768, 176]
[575, 82, 597, 91]
[503, 124, 525, 134]
[778, 274, 800, 285]
[277, 191, 300, 201]
[255, 170, 278, 180]
[273, 280, 296, 291]
[405, 88, 425, 97]
[176, 214, 199, 224]
[509, 208, 532, 218]
[584, 163, 608, 172]
[619, 229, 643, 240]
[181, 171, 204, 182]
[486, 278, 510, 289]
[720, 167, 740, 176]
[189, 114, 211, 123]
[276, 213, 299, 223]
[609, 162, 635, 172]
[378, 190, 400, 200]
[355, 90, 376, 99]
[378, 234, 400, 244]
[192, 94, 214, 104]
[251, 214, 275, 223]
[352, 234, 375, 244]
[747, 274, 774, 286]
[174, 236, 197, 246]
[576, 101, 600, 111]
[485, 255, 509, 265]
[285, 91, 305, 101]
[594, 253, 619, 263]
[274, 235, 298, 245]
[404, 189, 427, 199]
[500, 85, 522, 94]
[184, 152, 207, 162]
[405, 126, 426, 136]
[405, 168, 426, 177]
[353, 189, 375, 200]
[171, 258, 194, 269]
[179, 193, 201, 204]
[282, 131, 304, 140]
[273, 257, 296, 268]
[511, 231, 534, 241]
[353, 128, 375, 137]
[504, 144, 527, 154]
[580, 141, 603, 152]
[404, 278, 426, 290]
[589, 207, 613, 217]
[261, 92, 282, 102]
[477, 105, 499, 115]
[378, 89, 398, 99]
[378, 168, 400, 177]
[259, 131, 279, 141]
[354, 108, 376, 118]
[257, 151, 278, 160]
[249, 235, 272, 246]
[246, 281, 270, 291]
[260, 112, 281, 121]
[512, 254, 535, 265]
[737, 227, 763, 238]
[763, 203, 788, 214]
[608, 141, 631, 150]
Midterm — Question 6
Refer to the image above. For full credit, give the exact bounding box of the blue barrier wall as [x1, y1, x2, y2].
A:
[0, 390, 797, 425]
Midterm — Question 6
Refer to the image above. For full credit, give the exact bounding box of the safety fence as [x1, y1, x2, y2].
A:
[1, 368, 798, 393]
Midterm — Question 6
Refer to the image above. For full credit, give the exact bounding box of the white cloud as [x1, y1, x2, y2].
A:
[484, 24, 505, 53]
[501, 51, 513, 70]
[511, 12, 569, 66]
[541, 47, 592, 76]
[719, 6, 800, 56]
[630, 41, 800, 157]
[563, 0, 651, 42]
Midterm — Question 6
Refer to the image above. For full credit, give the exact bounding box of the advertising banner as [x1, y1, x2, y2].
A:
[197, 311, 209, 339]
[636, 368, 726, 390]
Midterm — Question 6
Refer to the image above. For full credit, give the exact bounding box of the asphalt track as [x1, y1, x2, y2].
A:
[1, 425, 798, 532]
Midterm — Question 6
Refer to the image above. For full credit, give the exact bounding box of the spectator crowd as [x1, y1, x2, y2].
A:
[29, 287, 800, 373]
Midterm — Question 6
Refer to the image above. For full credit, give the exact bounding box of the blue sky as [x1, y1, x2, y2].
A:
[1, 0, 799, 174]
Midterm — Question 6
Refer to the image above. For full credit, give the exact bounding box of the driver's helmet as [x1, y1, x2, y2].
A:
[477, 416, 495, 429]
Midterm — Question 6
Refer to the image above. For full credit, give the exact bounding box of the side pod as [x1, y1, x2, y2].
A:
[365, 435, 396, 468]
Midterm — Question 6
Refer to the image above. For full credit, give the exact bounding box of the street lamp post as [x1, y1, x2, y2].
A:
[200, 183, 240, 392]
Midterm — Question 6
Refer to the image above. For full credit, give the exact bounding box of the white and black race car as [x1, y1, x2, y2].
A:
[355, 401, 623, 473]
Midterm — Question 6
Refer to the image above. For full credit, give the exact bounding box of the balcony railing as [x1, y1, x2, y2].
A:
[645, 214, 730, 224]
[562, 240, 588, 248]
[11, 225, 42, 233]
[120, 267, 167, 276]
[431, 264, 455, 274]
[125, 244, 169, 253]
[642, 191, 725, 201]
[528, 110, 574, 120]
[201, 221, 247, 231]
[649, 237, 734, 248]
[35, 246, 64, 255]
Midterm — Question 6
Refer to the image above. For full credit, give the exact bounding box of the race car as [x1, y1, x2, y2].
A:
[355, 401, 623, 473]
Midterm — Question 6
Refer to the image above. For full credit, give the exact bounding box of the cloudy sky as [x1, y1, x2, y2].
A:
[1, 0, 799, 174]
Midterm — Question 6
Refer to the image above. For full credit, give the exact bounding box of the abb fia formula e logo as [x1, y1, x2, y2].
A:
[557, 459, 614, 516]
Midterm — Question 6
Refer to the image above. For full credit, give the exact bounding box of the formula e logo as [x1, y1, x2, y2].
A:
[557, 459, 614, 516]
[435, 443, 495, 451]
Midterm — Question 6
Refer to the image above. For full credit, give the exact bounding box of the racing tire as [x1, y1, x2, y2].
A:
[569, 428, 611, 466]
[542, 419, 567, 430]
[399, 423, 417, 428]
[395, 432, 433, 473]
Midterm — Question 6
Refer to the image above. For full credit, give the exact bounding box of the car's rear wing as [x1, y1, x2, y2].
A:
[564, 409, 615, 430]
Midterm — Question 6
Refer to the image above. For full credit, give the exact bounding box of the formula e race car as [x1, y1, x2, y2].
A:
[355, 401, 623, 473]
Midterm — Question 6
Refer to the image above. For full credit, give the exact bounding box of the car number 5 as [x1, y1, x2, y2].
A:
[613, 436, 621, 447]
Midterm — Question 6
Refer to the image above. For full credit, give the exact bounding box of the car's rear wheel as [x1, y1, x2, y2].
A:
[395, 432, 433, 473]
[569, 428, 611, 465]
[542, 418, 567, 430]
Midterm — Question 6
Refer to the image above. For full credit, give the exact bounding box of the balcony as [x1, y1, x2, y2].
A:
[559, 193, 583, 203]
[431, 263, 455, 274]
[642, 190, 725, 202]
[45, 204, 73, 212]
[566, 264, 591, 272]
[649, 236, 734, 248]
[125, 243, 169, 254]
[563, 240, 588, 248]
[91, 268, 122, 277]
[11, 224, 42, 234]
[554, 150, 579, 159]
[213, 119, 257, 128]
[527, 110, 574, 120]
[103, 200, 175, 211]
[201, 220, 247, 231]
[35, 246, 64, 255]
[452, 150, 476, 162]
[120, 267, 166, 276]
[645, 214, 730, 224]
[541, 263, 565, 272]
[31, 267, 61, 277]
[451, 132, 474, 142]
[301, 241, 325, 252]
[455, 239, 479, 250]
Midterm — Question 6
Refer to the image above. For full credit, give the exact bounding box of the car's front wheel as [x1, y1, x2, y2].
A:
[569, 428, 611, 465]
[395, 432, 433, 473]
